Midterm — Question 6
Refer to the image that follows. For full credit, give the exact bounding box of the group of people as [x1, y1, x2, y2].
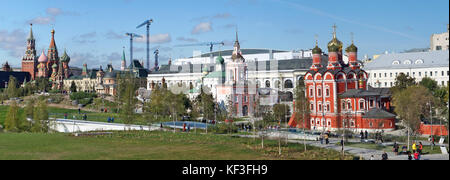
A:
[392, 141, 424, 160]
[319, 132, 330, 145]
[240, 124, 253, 132]
[359, 130, 369, 140]
[107, 117, 115, 123]
[182, 123, 191, 132]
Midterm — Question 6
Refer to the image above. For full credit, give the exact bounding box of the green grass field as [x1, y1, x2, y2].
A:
[0, 131, 354, 160]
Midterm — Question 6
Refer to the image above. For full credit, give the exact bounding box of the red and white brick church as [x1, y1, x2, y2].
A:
[290, 27, 396, 133]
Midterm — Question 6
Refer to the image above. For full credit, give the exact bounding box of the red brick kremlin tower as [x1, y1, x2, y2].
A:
[21, 24, 38, 80]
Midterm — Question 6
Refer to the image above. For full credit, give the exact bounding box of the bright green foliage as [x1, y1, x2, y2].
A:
[6, 76, 18, 98]
[392, 85, 436, 134]
[118, 73, 138, 125]
[273, 104, 290, 123]
[31, 100, 49, 133]
[4, 101, 21, 132]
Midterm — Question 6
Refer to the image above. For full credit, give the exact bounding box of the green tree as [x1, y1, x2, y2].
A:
[6, 76, 18, 98]
[273, 104, 290, 123]
[32, 100, 49, 133]
[4, 101, 21, 132]
[419, 77, 438, 93]
[392, 85, 436, 149]
[70, 81, 78, 93]
[119, 73, 138, 125]
[391, 73, 416, 94]
[25, 98, 35, 119]
[294, 77, 310, 152]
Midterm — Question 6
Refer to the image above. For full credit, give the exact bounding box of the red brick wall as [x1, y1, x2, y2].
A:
[419, 123, 448, 136]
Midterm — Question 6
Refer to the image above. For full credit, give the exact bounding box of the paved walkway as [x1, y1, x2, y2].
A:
[289, 138, 449, 160]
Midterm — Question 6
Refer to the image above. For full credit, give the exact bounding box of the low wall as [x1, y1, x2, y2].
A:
[419, 124, 448, 136]
[50, 119, 160, 133]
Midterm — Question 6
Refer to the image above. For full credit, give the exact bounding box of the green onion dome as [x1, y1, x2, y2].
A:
[216, 55, 225, 64]
[312, 45, 322, 54]
[328, 44, 339, 52]
[346, 43, 358, 53]
[60, 49, 70, 62]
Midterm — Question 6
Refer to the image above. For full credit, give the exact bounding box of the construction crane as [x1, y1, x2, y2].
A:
[136, 19, 153, 70]
[175, 42, 225, 53]
[154, 49, 159, 71]
[125, 33, 142, 67]
[174, 42, 225, 62]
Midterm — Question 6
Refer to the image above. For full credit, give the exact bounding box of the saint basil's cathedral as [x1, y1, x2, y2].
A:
[21, 24, 71, 90]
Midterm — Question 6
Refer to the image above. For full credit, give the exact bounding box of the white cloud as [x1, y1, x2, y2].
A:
[46, 8, 63, 16]
[27, 16, 55, 25]
[192, 22, 213, 35]
[0, 29, 26, 65]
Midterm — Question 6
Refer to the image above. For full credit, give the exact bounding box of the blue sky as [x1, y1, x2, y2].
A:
[0, 0, 448, 68]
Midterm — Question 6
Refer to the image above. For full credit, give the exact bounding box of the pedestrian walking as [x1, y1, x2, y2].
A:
[414, 151, 420, 160]
[370, 155, 375, 160]
[107, 117, 111, 123]
[360, 131, 364, 141]
[418, 142, 423, 155]
[408, 151, 413, 160]
[431, 136, 436, 147]
[320, 134, 324, 144]
[64, 113, 68, 119]
[111, 117, 114, 123]
[381, 152, 388, 160]
[393, 142, 399, 155]
[365, 130, 368, 139]
[412, 142, 417, 152]
[325, 134, 329, 145]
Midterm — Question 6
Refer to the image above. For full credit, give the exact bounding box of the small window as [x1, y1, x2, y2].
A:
[404, 60, 412, 65]
[392, 61, 400, 65]
[415, 59, 424, 64]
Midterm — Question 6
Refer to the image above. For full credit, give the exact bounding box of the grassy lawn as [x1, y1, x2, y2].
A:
[345, 142, 443, 154]
[0, 131, 355, 160]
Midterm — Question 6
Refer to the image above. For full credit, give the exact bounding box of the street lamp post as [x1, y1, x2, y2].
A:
[429, 102, 433, 150]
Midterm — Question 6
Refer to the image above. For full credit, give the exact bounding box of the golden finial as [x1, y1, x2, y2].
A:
[332, 24, 337, 38]
[350, 32, 354, 44]
[314, 34, 319, 46]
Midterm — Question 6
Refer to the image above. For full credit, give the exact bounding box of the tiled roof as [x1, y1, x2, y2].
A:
[364, 50, 449, 70]
[363, 108, 396, 119]
[339, 89, 381, 98]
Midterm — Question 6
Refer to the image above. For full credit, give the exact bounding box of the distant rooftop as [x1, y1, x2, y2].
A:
[364, 50, 449, 70]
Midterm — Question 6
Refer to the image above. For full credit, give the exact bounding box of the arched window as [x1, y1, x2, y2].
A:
[404, 60, 412, 65]
[359, 99, 365, 110]
[274, 80, 281, 89]
[284, 80, 293, 88]
[415, 59, 424, 64]
[265, 80, 271, 88]
[392, 61, 400, 65]
[317, 86, 322, 97]
[325, 86, 330, 97]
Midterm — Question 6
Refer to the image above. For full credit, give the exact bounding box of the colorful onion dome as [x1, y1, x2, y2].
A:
[60, 49, 70, 62]
[38, 51, 48, 63]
